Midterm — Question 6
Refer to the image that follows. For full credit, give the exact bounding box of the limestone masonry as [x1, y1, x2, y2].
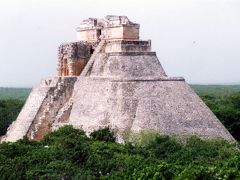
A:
[1, 15, 234, 142]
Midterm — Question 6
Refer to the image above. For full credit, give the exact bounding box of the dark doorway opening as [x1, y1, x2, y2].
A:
[97, 29, 102, 36]
[90, 47, 94, 54]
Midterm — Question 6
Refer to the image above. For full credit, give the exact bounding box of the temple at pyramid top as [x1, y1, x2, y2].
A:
[57, 15, 162, 77]
[76, 15, 140, 42]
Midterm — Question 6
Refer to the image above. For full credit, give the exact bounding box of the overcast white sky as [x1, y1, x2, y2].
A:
[0, 0, 239, 87]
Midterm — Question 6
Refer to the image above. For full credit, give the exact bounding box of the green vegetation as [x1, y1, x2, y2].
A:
[191, 84, 240, 96]
[0, 87, 29, 136]
[0, 87, 31, 100]
[199, 92, 240, 141]
[0, 99, 24, 136]
[0, 126, 239, 179]
[90, 127, 116, 143]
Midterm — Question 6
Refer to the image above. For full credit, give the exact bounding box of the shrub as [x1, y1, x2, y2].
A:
[90, 127, 116, 143]
[0, 126, 239, 179]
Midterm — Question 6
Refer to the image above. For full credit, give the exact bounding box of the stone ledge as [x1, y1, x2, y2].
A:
[105, 40, 151, 53]
[104, 24, 140, 28]
[107, 52, 156, 56]
[79, 76, 185, 82]
[106, 40, 151, 46]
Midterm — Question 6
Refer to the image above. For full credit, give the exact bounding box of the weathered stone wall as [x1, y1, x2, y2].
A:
[68, 78, 234, 142]
[122, 26, 139, 40]
[57, 42, 92, 76]
[76, 17, 103, 42]
[76, 29, 101, 42]
[27, 77, 77, 140]
[102, 25, 139, 41]
[88, 52, 167, 78]
[105, 40, 151, 53]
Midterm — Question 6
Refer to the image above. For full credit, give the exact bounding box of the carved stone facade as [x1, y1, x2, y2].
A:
[57, 42, 92, 76]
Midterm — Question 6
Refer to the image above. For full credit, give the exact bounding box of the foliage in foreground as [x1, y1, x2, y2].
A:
[0, 99, 24, 136]
[200, 91, 240, 141]
[0, 126, 239, 180]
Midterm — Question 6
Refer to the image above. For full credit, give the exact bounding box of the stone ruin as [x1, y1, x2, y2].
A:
[1, 15, 234, 142]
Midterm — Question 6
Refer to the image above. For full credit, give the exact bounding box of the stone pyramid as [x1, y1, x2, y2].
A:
[2, 16, 234, 142]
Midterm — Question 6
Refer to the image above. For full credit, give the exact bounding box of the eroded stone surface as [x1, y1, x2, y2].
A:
[57, 42, 92, 76]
